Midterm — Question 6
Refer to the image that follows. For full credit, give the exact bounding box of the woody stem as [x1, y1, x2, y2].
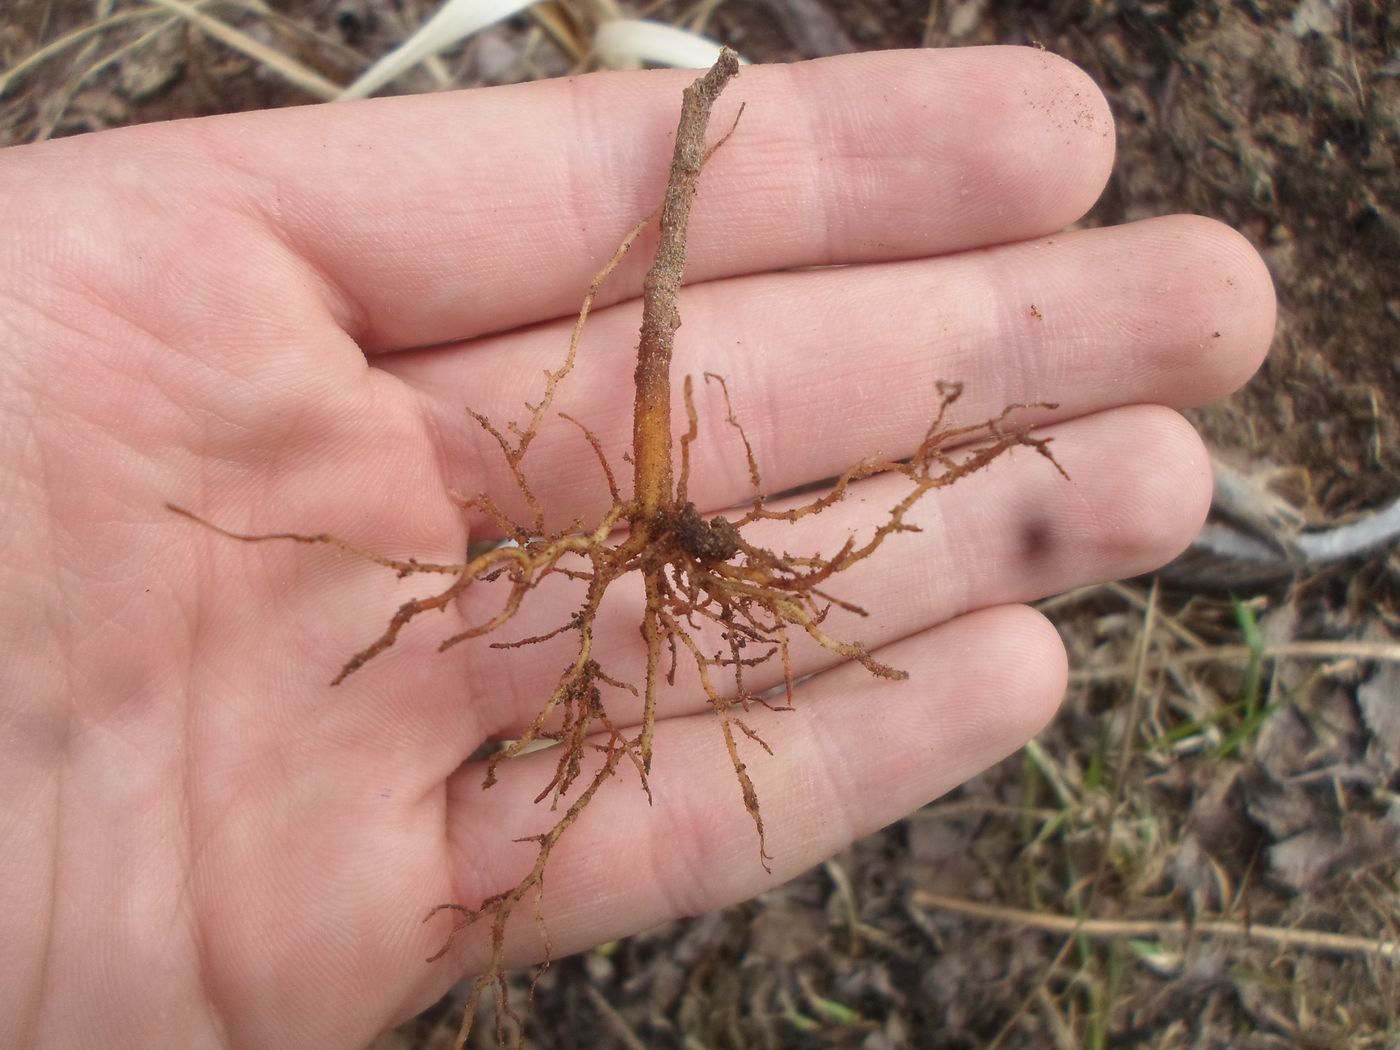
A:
[630, 50, 740, 524]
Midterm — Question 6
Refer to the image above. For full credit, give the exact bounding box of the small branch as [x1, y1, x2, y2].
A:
[1069, 638, 1400, 683]
[584, 985, 648, 1050]
[911, 890, 1400, 960]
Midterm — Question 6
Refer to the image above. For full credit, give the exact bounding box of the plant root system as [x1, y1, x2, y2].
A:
[170, 49, 1067, 1048]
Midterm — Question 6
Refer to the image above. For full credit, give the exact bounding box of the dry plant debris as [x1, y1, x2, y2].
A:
[171, 50, 1067, 1046]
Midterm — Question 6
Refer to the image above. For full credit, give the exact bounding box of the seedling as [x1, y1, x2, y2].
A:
[172, 50, 1066, 1047]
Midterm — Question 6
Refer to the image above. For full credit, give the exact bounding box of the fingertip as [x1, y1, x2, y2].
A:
[1175, 214, 1278, 392]
[910, 46, 1115, 232]
[927, 604, 1068, 756]
[996, 604, 1070, 738]
[1089, 405, 1215, 570]
[979, 45, 1117, 230]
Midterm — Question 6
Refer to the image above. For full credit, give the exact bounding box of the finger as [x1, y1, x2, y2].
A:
[385, 214, 1270, 534]
[454, 404, 1207, 738]
[23, 47, 1111, 352]
[438, 604, 1065, 969]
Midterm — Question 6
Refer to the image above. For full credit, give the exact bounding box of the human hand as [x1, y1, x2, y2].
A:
[0, 47, 1273, 1048]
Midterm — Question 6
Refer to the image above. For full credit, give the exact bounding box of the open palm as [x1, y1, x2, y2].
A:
[0, 47, 1273, 1048]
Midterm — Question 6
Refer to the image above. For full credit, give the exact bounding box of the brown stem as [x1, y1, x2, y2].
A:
[630, 49, 740, 521]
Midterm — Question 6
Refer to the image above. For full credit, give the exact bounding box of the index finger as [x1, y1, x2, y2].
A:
[68, 46, 1113, 352]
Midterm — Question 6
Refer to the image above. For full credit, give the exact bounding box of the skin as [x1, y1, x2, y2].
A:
[0, 46, 1274, 1049]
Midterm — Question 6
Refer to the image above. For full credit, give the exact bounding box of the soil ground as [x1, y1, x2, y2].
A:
[4, 1, 1397, 1047]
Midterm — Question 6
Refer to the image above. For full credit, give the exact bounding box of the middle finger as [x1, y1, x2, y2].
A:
[383, 214, 1270, 535]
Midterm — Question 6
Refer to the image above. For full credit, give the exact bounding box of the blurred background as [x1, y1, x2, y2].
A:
[4, 2, 1397, 1046]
